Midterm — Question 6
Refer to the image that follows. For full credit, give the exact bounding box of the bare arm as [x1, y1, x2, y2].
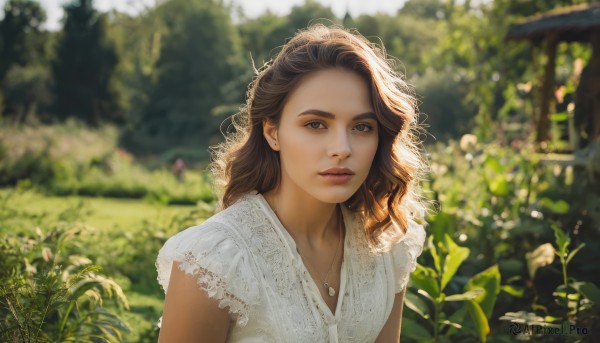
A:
[375, 288, 407, 343]
[158, 262, 232, 342]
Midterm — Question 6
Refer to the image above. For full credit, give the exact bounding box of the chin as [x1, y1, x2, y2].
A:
[311, 187, 359, 204]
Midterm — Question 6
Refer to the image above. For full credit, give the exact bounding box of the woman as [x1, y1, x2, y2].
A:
[156, 25, 427, 342]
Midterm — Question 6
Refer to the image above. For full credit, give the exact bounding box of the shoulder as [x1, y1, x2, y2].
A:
[156, 193, 263, 327]
[156, 192, 263, 309]
[387, 217, 426, 293]
[158, 191, 261, 259]
[206, 191, 264, 236]
[161, 191, 260, 252]
[396, 217, 426, 251]
[389, 217, 426, 260]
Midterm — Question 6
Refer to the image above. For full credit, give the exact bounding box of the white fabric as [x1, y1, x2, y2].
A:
[156, 191, 425, 342]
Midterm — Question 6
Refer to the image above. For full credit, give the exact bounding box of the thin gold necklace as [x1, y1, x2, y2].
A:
[295, 208, 343, 297]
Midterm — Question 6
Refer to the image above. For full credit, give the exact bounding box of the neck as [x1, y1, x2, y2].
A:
[262, 187, 341, 248]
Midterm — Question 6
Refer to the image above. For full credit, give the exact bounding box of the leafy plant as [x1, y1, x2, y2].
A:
[402, 229, 501, 342]
[0, 205, 130, 342]
[500, 223, 600, 339]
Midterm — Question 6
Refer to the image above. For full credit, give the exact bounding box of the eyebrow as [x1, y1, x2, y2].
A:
[297, 109, 377, 121]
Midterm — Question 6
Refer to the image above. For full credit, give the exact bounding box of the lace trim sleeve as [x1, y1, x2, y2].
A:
[390, 218, 426, 294]
[156, 222, 259, 327]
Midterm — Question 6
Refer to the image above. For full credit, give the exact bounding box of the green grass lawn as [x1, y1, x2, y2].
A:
[1, 187, 197, 230]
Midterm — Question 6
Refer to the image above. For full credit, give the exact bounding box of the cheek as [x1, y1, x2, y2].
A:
[279, 136, 318, 169]
[358, 137, 379, 161]
[285, 146, 314, 165]
[281, 127, 320, 155]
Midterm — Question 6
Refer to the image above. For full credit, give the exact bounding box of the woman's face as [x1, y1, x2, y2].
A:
[263, 68, 379, 204]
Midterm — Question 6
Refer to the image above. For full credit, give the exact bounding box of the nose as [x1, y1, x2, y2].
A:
[328, 129, 351, 159]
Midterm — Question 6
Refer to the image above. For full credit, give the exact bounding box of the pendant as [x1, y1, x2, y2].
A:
[325, 283, 336, 297]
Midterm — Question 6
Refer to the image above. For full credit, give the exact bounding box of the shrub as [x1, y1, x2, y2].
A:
[0, 123, 216, 204]
[0, 215, 130, 342]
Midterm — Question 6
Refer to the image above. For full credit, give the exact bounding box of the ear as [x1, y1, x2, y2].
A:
[262, 118, 280, 151]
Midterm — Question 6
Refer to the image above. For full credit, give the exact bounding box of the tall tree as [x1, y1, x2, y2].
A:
[104, 9, 165, 122]
[0, 0, 51, 122]
[0, 0, 46, 80]
[239, 0, 338, 64]
[52, 0, 122, 126]
[122, 0, 247, 155]
[400, 0, 447, 20]
[268, 0, 338, 51]
[238, 11, 286, 65]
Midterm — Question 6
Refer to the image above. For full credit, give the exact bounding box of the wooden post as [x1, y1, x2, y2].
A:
[537, 33, 558, 143]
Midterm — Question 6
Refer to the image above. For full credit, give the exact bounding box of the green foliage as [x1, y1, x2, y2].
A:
[123, 0, 248, 155]
[238, 12, 287, 64]
[401, 0, 447, 20]
[268, 0, 339, 45]
[405, 233, 501, 342]
[2, 63, 53, 123]
[52, 0, 122, 126]
[98, 202, 213, 296]
[238, 0, 340, 64]
[0, 0, 52, 123]
[104, 11, 162, 124]
[0, 123, 216, 204]
[0, 186, 211, 342]
[419, 138, 600, 341]
[0, 0, 46, 79]
[0, 194, 130, 342]
[427, 138, 600, 274]
[500, 223, 599, 338]
[1, 0, 595, 147]
[549, 223, 594, 323]
[416, 69, 473, 142]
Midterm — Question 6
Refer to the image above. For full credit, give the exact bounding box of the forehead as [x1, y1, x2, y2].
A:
[282, 68, 373, 119]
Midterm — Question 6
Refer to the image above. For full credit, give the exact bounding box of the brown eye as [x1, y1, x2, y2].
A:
[305, 122, 325, 130]
[354, 123, 373, 132]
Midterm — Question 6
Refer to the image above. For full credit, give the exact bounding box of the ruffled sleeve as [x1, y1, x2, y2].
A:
[156, 221, 259, 327]
[390, 218, 426, 294]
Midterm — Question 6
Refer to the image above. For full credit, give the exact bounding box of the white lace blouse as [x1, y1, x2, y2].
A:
[156, 191, 425, 342]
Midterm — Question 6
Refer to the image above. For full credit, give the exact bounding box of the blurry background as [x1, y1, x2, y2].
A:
[1, 0, 599, 342]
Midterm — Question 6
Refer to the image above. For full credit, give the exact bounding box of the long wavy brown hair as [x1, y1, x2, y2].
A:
[209, 24, 427, 252]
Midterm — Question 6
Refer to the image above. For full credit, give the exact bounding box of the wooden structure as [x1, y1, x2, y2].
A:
[506, 4, 600, 145]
